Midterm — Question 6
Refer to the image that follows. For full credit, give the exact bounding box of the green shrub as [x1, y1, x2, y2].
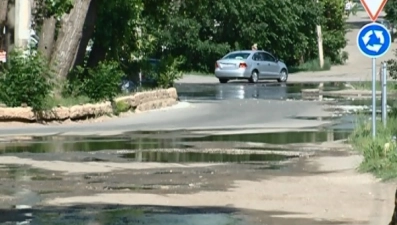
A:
[62, 66, 86, 98]
[289, 57, 332, 73]
[349, 113, 397, 180]
[63, 61, 124, 102]
[0, 50, 54, 111]
[387, 50, 397, 80]
[84, 61, 124, 102]
[334, 51, 349, 65]
[150, 55, 184, 88]
[113, 100, 131, 115]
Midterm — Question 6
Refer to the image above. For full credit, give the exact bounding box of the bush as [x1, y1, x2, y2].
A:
[113, 100, 131, 115]
[84, 61, 124, 102]
[0, 49, 54, 111]
[288, 57, 332, 73]
[64, 61, 124, 102]
[387, 50, 397, 80]
[149, 55, 184, 88]
[349, 113, 397, 180]
[334, 51, 349, 65]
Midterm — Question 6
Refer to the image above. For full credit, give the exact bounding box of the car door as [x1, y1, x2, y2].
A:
[262, 52, 280, 77]
[251, 53, 267, 78]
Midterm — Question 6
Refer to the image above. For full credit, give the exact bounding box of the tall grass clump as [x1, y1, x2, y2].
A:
[349, 112, 397, 180]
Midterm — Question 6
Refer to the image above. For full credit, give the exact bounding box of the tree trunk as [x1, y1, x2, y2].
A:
[0, 0, 7, 25]
[38, 16, 56, 60]
[0, 0, 8, 50]
[86, 39, 106, 68]
[50, 0, 92, 79]
[73, 0, 99, 68]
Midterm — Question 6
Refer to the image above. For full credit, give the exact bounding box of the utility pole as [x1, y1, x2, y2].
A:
[14, 0, 31, 49]
[316, 0, 324, 68]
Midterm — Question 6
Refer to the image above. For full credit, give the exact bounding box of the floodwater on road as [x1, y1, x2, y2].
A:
[0, 128, 351, 159]
[0, 81, 364, 225]
[0, 205, 250, 225]
[175, 82, 346, 101]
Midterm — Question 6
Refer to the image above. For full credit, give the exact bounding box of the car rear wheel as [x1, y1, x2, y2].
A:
[249, 70, 259, 83]
[219, 78, 229, 83]
[277, 69, 288, 83]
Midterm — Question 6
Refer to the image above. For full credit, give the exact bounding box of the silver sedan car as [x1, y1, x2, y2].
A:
[214, 50, 288, 83]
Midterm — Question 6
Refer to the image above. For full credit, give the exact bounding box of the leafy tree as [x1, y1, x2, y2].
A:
[385, 0, 397, 25]
[144, 0, 345, 73]
[320, 0, 348, 64]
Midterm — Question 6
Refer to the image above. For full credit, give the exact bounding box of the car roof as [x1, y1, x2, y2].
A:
[226, 50, 273, 55]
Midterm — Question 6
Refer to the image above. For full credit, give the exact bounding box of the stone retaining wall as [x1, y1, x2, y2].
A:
[0, 88, 178, 122]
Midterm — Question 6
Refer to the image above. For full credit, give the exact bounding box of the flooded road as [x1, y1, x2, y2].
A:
[175, 82, 345, 101]
[0, 81, 378, 225]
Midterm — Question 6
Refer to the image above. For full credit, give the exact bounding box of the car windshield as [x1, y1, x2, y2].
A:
[223, 52, 251, 60]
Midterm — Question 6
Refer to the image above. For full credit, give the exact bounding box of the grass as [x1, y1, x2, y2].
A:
[184, 70, 213, 76]
[288, 57, 332, 74]
[349, 81, 397, 91]
[47, 95, 91, 107]
[349, 112, 397, 180]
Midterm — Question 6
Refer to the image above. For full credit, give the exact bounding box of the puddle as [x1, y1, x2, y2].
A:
[175, 82, 346, 101]
[0, 130, 351, 155]
[121, 151, 295, 163]
[180, 130, 351, 144]
[0, 206, 248, 225]
[0, 165, 62, 181]
[290, 116, 337, 120]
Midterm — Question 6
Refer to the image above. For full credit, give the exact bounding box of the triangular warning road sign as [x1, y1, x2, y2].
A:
[360, 0, 388, 21]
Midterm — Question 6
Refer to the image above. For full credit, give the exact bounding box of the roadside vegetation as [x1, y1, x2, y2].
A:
[0, 0, 349, 112]
[349, 81, 397, 90]
[349, 115, 397, 180]
[349, 47, 397, 180]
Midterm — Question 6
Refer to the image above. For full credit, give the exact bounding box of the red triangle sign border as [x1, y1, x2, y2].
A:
[359, 0, 388, 21]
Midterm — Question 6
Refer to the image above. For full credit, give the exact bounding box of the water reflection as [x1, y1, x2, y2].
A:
[0, 130, 350, 154]
[1, 206, 246, 225]
[122, 152, 293, 163]
[175, 82, 346, 101]
[215, 83, 288, 100]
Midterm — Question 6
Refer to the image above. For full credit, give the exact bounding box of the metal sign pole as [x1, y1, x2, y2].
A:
[382, 61, 387, 126]
[358, 0, 390, 137]
[372, 58, 376, 138]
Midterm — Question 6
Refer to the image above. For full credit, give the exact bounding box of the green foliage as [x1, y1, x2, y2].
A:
[320, 0, 348, 65]
[142, 0, 346, 73]
[149, 56, 184, 88]
[385, 0, 397, 25]
[33, 0, 73, 29]
[289, 57, 332, 73]
[0, 50, 54, 111]
[387, 50, 397, 80]
[83, 61, 124, 102]
[349, 114, 397, 180]
[113, 100, 131, 115]
[64, 61, 124, 102]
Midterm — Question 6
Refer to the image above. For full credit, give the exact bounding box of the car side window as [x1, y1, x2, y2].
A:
[263, 53, 276, 62]
[252, 53, 261, 61]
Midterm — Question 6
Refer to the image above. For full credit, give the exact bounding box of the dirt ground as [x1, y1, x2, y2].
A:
[0, 141, 394, 225]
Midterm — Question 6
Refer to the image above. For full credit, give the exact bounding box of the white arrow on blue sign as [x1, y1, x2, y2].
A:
[357, 22, 391, 58]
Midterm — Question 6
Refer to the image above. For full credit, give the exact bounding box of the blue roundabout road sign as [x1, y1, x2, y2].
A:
[357, 22, 391, 58]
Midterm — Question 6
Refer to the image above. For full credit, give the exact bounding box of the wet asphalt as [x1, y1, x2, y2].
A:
[0, 82, 361, 225]
[0, 82, 346, 137]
